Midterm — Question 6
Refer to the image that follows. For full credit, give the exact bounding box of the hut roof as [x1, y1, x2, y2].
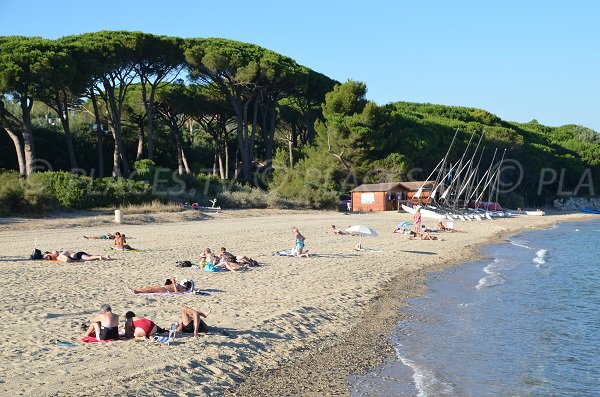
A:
[350, 181, 433, 193]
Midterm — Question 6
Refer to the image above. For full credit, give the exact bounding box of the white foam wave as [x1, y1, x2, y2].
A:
[533, 249, 547, 266]
[508, 239, 532, 249]
[396, 352, 455, 397]
[475, 263, 505, 289]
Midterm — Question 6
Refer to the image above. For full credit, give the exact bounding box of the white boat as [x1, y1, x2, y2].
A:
[525, 210, 545, 216]
[401, 204, 447, 220]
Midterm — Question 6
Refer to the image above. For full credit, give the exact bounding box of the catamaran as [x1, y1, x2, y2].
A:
[402, 129, 509, 221]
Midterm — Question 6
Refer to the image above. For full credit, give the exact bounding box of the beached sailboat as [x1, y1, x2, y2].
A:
[405, 130, 508, 220]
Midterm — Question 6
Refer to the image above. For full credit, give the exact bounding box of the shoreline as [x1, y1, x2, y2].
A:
[0, 210, 592, 396]
[227, 213, 590, 396]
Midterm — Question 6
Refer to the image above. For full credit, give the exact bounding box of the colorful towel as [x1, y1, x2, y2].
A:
[134, 290, 193, 296]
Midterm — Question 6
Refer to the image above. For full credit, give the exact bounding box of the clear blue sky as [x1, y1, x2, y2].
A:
[1, 0, 599, 131]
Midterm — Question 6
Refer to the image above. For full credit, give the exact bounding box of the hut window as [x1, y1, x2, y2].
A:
[360, 193, 375, 204]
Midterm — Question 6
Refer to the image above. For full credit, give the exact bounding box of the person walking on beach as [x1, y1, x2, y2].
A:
[414, 207, 422, 237]
[82, 304, 120, 340]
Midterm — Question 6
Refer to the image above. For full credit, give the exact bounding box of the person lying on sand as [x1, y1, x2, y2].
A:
[178, 306, 211, 337]
[218, 247, 255, 271]
[124, 311, 165, 340]
[201, 248, 242, 271]
[82, 304, 120, 340]
[330, 225, 347, 235]
[114, 232, 135, 250]
[44, 250, 111, 262]
[128, 276, 193, 294]
[83, 233, 115, 240]
[436, 221, 463, 232]
[409, 231, 438, 240]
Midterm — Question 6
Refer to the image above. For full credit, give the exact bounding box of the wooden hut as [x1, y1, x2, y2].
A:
[350, 181, 433, 212]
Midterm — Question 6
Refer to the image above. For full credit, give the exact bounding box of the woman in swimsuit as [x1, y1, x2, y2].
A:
[114, 232, 135, 250]
[128, 276, 193, 294]
[414, 207, 422, 237]
[124, 311, 163, 340]
[44, 250, 110, 262]
[291, 226, 310, 257]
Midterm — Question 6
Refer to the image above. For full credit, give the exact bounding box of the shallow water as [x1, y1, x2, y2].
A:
[349, 219, 600, 396]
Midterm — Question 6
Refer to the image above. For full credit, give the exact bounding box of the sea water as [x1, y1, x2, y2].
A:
[349, 219, 600, 396]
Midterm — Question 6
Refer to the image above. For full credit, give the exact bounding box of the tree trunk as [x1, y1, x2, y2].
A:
[109, 121, 122, 177]
[3, 126, 26, 176]
[181, 147, 191, 175]
[224, 137, 229, 180]
[20, 96, 35, 175]
[288, 126, 294, 168]
[169, 123, 185, 175]
[136, 124, 144, 161]
[52, 91, 78, 171]
[144, 83, 156, 161]
[262, 104, 277, 168]
[89, 89, 104, 178]
[103, 81, 131, 176]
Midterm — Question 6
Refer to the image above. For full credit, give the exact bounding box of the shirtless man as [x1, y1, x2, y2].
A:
[82, 304, 120, 340]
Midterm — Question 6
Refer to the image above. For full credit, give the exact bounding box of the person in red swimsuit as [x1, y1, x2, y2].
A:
[124, 311, 162, 340]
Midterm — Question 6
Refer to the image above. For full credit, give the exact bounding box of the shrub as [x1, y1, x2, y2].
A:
[216, 187, 268, 209]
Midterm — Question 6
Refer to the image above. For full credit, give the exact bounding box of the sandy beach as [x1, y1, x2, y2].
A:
[0, 209, 590, 396]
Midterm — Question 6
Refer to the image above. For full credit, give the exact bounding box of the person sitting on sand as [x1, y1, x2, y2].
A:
[114, 232, 135, 250]
[128, 276, 194, 294]
[124, 311, 164, 340]
[291, 226, 310, 257]
[330, 225, 347, 235]
[83, 233, 115, 240]
[44, 250, 111, 262]
[82, 304, 120, 340]
[178, 306, 211, 337]
[216, 247, 244, 271]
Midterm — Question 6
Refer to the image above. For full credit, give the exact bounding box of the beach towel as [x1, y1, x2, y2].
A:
[110, 247, 144, 252]
[272, 250, 297, 257]
[134, 290, 193, 296]
[81, 336, 124, 343]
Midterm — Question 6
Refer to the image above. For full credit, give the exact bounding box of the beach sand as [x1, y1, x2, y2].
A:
[0, 209, 589, 396]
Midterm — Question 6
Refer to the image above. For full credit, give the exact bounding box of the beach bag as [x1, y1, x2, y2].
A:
[175, 260, 193, 268]
[30, 249, 43, 260]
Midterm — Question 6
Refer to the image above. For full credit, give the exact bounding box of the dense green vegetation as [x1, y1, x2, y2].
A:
[1, 31, 599, 214]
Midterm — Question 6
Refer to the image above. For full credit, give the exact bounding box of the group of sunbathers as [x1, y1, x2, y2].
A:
[83, 231, 135, 250]
[200, 247, 259, 271]
[45, 231, 136, 262]
[82, 303, 211, 341]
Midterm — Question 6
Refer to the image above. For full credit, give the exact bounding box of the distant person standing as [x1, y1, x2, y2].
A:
[414, 207, 422, 237]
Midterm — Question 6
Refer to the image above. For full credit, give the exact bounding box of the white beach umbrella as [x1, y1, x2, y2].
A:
[345, 225, 378, 249]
